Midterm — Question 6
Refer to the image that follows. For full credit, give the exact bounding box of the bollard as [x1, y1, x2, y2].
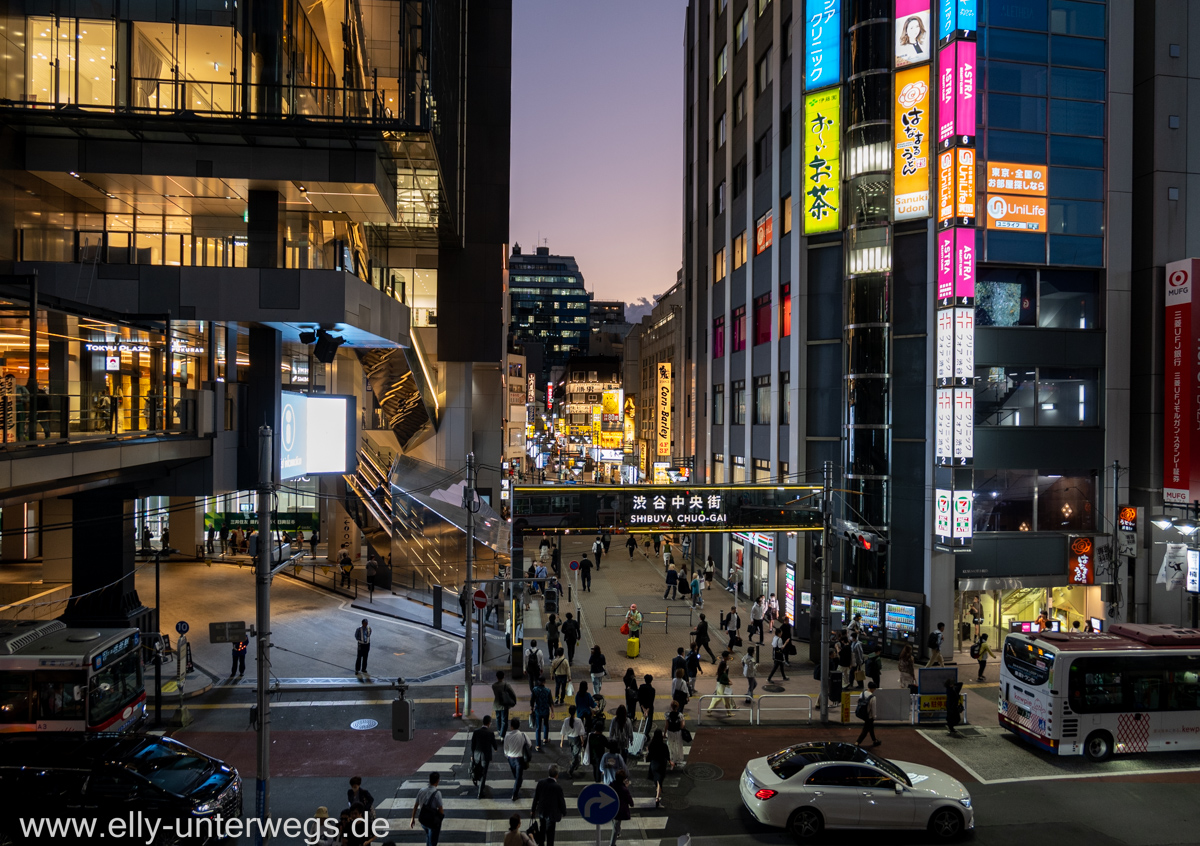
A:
[453, 685, 462, 718]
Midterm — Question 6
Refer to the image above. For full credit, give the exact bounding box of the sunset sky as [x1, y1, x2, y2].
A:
[510, 0, 687, 312]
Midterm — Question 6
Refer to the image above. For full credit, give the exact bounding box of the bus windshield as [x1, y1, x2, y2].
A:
[1003, 636, 1055, 686]
[89, 652, 143, 726]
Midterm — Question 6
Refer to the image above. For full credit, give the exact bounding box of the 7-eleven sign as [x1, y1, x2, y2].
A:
[935, 489, 952, 538]
[952, 490, 973, 540]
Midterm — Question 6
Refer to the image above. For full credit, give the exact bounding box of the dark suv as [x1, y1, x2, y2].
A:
[0, 733, 242, 844]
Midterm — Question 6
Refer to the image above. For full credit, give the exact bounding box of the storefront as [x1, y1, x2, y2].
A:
[954, 579, 1108, 654]
[732, 531, 773, 599]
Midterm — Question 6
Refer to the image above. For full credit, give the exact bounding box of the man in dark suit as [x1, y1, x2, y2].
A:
[470, 715, 500, 798]
[670, 647, 687, 679]
[531, 764, 567, 846]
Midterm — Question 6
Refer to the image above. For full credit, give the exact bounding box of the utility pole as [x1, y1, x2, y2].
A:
[1111, 460, 1122, 621]
[463, 451, 476, 717]
[254, 425, 274, 845]
[818, 460, 833, 723]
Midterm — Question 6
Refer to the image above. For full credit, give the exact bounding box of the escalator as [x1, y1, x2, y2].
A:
[358, 328, 440, 452]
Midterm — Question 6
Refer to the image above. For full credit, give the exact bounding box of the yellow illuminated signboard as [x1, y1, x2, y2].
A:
[657, 363, 673, 457]
[803, 88, 841, 234]
[894, 65, 931, 221]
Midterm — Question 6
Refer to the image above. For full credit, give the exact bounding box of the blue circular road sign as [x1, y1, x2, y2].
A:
[570, 560, 580, 571]
[577, 783, 619, 826]
[175, 621, 189, 635]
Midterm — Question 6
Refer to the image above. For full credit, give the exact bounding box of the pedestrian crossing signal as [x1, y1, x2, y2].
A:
[392, 698, 414, 741]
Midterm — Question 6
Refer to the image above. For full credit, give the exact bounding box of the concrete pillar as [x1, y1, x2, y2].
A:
[41, 498, 73, 582]
[239, 326, 281, 489]
[438, 361, 474, 467]
[247, 190, 283, 269]
[329, 497, 361, 563]
[64, 492, 151, 630]
[168, 496, 204, 558]
[1, 503, 26, 561]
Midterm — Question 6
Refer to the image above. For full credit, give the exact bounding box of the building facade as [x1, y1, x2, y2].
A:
[508, 245, 590, 387]
[683, 0, 1137, 645]
[627, 280, 685, 480]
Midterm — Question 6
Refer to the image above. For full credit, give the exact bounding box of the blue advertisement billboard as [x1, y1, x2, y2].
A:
[939, 0, 976, 42]
[805, 0, 840, 91]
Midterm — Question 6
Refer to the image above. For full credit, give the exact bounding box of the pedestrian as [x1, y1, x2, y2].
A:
[339, 547, 353, 587]
[690, 572, 704, 608]
[621, 669, 639, 720]
[684, 644, 703, 693]
[663, 543, 674, 570]
[525, 641, 544, 692]
[493, 670, 518, 738]
[750, 596, 765, 643]
[575, 681, 596, 727]
[410, 772, 444, 846]
[248, 529, 259, 566]
[669, 647, 687, 680]
[707, 652, 735, 716]
[348, 775, 376, 819]
[777, 614, 796, 665]
[504, 813, 537, 846]
[592, 535, 604, 570]
[353, 619, 371, 675]
[550, 647, 571, 704]
[927, 622, 947, 667]
[741, 647, 758, 703]
[587, 718, 609, 782]
[722, 606, 741, 647]
[969, 596, 983, 639]
[646, 729, 671, 807]
[898, 643, 916, 690]
[945, 678, 964, 736]
[471, 715, 500, 798]
[623, 604, 642, 639]
[766, 592, 779, 625]
[602, 531, 611, 554]
[531, 676, 555, 751]
[975, 633, 994, 682]
[703, 555, 715, 589]
[865, 640, 883, 689]
[504, 718, 533, 800]
[601, 742, 628, 786]
[365, 557, 377, 600]
[607, 770, 633, 846]
[692, 613, 716, 663]
[626, 534, 637, 560]
[539, 535, 550, 563]
[855, 681, 881, 747]
[218, 524, 229, 555]
[662, 564, 678, 600]
[230, 635, 247, 676]
[848, 613, 863, 641]
[535, 561, 548, 594]
[551, 544, 562, 578]
[531, 763, 567, 846]
[308, 529, 318, 559]
[458, 589, 468, 624]
[609, 705, 634, 758]
[851, 632, 867, 690]
[562, 612, 580, 664]
[546, 613, 560, 658]
[837, 633, 853, 688]
[589, 645, 607, 694]
[767, 631, 789, 682]
[652, 533, 662, 556]
[637, 674, 656, 727]
[560, 705, 586, 777]
[665, 701, 687, 765]
[579, 554, 593, 592]
[309, 806, 336, 846]
[206, 526, 215, 554]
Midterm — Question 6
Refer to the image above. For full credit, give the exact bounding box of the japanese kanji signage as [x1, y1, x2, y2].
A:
[937, 41, 976, 148]
[805, 0, 841, 91]
[985, 162, 1047, 196]
[1164, 258, 1200, 504]
[938, 0, 976, 43]
[804, 88, 841, 234]
[935, 489, 952, 537]
[756, 211, 773, 254]
[1069, 536, 1095, 585]
[657, 363, 673, 457]
[894, 65, 931, 220]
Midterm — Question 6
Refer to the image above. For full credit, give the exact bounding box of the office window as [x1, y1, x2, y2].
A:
[754, 294, 772, 345]
[780, 460, 790, 481]
[716, 45, 728, 84]
[719, 0, 727, 11]
[780, 371, 791, 424]
[732, 306, 747, 352]
[783, 18, 793, 59]
[754, 376, 771, 424]
[755, 131, 771, 177]
[782, 195, 792, 234]
[733, 156, 748, 197]
[735, 85, 746, 124]
[756, 46, 773, 96]
[715, 180, 726, 216]
[974, 367, 1098, 427]
[713, 384, 724, 425]
[736, 9, 748, 50]
[733, 231, 748, 268]
[757, 0, 770, 17]
[780, 283, 792, 336]
[732, 380, 746, 424]
[781, 106, 792, 149]
[714, 247, 727, 284]
[713, 316, 726, 358]
[716, 112, 727, 148]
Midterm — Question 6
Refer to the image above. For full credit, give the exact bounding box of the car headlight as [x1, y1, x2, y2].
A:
[959, 798, 972, 809]
[194, 782, 237, 816]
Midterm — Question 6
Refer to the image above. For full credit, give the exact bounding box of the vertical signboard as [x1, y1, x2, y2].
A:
[1069, 537, 1095, 585]
[895, 0, 932, 68]
[546, 382, 553, 412]
[894, 65, 931, 220]
[657, 362, 673, 457]
[953, 228, 975, 299]
[955, 147, 976, 223]
[935, 388, 953, 464]
[527, 373, 535, 404]
[1164, 258, 1198, 503]
[936, 310, 954, 381]
[937, 149, 954, 227]
[952, 490, 973, 542]
[804, 88, 841, 234]
[806, 0, 841, 91]
[935, 489, 952, 539]
[938, 0, 977, 43]
[936, 229, 954, 298]
[953, 308, 974, 380]
[937, 45, 956, 145]
[953, 388, 973, 464]
[756, 211, 774, 254]
[937, 41, 976, 147]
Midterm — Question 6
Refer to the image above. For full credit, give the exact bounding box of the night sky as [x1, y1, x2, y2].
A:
[510, 0, 687, 312]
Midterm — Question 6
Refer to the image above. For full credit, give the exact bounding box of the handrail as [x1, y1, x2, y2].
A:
[665, 605, 695, 633]
[603, 606, 626, 628]
[695, 693, 753, 724]
[755, 693, 814, 725]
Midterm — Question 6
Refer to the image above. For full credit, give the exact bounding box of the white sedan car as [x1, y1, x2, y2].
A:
[740, 741, 974, 841]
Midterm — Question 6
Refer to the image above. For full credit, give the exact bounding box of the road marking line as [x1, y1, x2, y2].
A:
[914, 729, 990, 784]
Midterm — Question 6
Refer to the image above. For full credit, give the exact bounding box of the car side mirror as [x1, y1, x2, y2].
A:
[894, 783, 904, 794]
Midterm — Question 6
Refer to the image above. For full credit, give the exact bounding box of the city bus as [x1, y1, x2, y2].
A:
[998, 622, 1200, 761]
[0, 620, 146, 733]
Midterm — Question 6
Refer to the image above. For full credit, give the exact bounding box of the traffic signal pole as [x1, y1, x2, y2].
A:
[255, 425, 273, 844]
[818, 460, 833, 723]
[463, 452, 476, 718]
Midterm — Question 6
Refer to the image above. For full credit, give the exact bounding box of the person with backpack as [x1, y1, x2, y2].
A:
[767, 631, 789, 682]
[550, 648, 571, 705]
[551, 544, 562, 578]
[592, 536, 604, 570]
[850, 633, 867, 690]
[602, 531, 611, 554]
[927, 622, 946, 667]
[854, 681, 881, 747]
[626, 534, 637, 560]
[973, 633, 994, 682]
[525, 641, 545, 692]
[864, 641, 883, 689]
[410, 771, 445, 846]
[837, 634, 854, 688]
[493, 670, 519, 739]
[562, 612, 580, 664]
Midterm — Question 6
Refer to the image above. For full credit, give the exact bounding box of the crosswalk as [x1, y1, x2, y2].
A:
[377, 728, 698, 845]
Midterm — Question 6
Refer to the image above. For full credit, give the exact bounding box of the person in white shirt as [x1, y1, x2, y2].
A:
[741, 649, 758, 704]
[503, 719, 533, 800]
[750, 597, 766, 644]
[559, 705, 586, 778]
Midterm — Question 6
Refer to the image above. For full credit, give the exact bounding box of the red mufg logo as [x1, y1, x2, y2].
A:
[1169, 268, 1190, 287]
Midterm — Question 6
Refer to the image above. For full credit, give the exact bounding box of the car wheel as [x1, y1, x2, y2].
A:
[787, 807, 823, 842]
[928, 807, 964, 841]
[1084, 730, 1114, 762]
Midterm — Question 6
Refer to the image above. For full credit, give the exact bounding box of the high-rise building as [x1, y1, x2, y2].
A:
[508, 245, 590, 385]
[682, 0, 1151, 638]
[625, 281, 684, 478]
[588, 300, 633, 358]
[0, 0, 511, 624]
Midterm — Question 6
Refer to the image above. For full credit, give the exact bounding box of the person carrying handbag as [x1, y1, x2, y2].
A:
[410, 772, 444, 846]
[851, 633, 867, 690]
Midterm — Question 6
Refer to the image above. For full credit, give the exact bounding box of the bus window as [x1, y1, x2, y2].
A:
[0, 673, 32, 724]
[1003, 636, 1054, 686]
[34, 672, 86, 721]
[1168, 670, 1200, 710]
[1068, 660, 1124, 712]
[89, 652, 143, 727]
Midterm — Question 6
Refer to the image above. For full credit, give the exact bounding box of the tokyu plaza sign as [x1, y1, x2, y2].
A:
[511, 485, 823, 534]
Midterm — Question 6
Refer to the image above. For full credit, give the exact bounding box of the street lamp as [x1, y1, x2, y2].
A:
[152, 545, 179, 727]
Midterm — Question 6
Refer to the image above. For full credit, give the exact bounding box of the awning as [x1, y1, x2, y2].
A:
[957, 576, 1071, 591]
[389, 454, 510, 554]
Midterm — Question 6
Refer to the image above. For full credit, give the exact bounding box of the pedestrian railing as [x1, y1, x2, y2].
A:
[665, 605, 695, 633]
[603, 606, 627, 628]
[695, 693, 754, 724]
[754, 693, 814, 725]
[637, 610, 667, 633]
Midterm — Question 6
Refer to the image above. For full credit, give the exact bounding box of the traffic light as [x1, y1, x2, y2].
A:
[392, 698, 414, 740]
[846, 530, 887, 556]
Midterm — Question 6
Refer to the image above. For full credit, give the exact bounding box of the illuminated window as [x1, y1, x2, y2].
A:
[714, 248, 727, 285]
[754, 376, 771, 424]
[716, 45, 728, 84]
[716, 112, 726, 147]
[754, 294, 771, 345]
[736, 10, 748, 50]
[782, 195, 793, 234]
[735, 85, 746, 124]
[732, 306, 747, 352]
[732, 380, 746, 424]
[733, 232, 747, 268]
[713, 316, 726, 358]
[780, 283, 792, 337]
[27, 18, 117, 108]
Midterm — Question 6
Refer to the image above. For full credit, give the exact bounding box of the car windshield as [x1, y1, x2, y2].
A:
[858, 751, 911, 786]
[126, 742, 214, 795]
[766, 743, 911, 785]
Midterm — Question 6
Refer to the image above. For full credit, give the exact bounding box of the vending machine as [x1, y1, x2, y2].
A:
[883, 601, 921, 658]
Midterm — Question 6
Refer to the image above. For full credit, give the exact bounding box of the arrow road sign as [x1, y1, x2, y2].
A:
[577, 782, 619, 826]
[473, 589, 488, 610]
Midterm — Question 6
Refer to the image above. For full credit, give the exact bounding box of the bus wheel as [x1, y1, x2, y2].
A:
[1084, 730, 1113, 762]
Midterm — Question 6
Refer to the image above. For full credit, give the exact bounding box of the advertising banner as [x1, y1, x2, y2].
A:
[936, 229, 954, 299]
[756, 211, 773, 254]
[527, 373, 535, 404]
[937, 149, 954, 227]
[954, 228, 975, 298]
[937, 45, 955, 145]
[954, 308, 975, 380]
[894, 64, 932, 220]
[936, 388, 953, 464]
[986, 195, 1048, 232]
[806, 0, 841, 90]
[804, 88, 841, 234]
[1164, 258, 1199, 503]
[955, 147, 976, 223]
[953, 388, 973, 463]
[896, 0, 932, 68]
[985, 162, 1047, 196]
[1069, 536, 1095, 585]
[936, 309, 954, 381]
[939, 0, 977, 42]
[935, 489, 952, 538]
[657, 362, 673, 457]
[546, 382, 553, 412]
[952, 489, 973, 539]
[937, 41, 976, 146]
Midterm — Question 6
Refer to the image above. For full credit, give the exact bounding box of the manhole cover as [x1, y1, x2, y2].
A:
[762, 684, 786, 693]
[687, 763, 723, 781]
[952, 726, 984, 738]
[350, 719, 378, 730]
[661, 795, 691, 810]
